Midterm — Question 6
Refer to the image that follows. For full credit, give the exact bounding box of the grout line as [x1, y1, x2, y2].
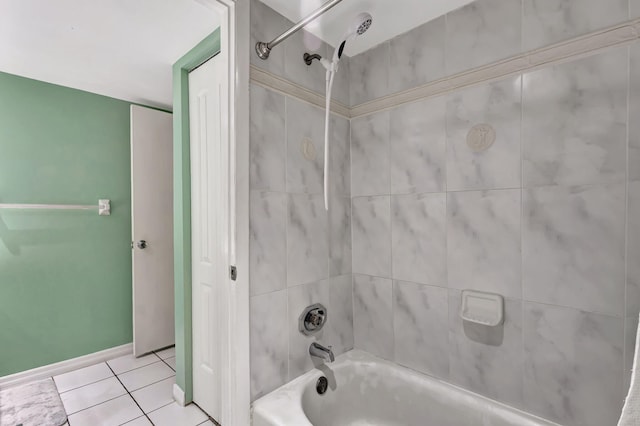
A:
[54, 374, 136, 417]
[520, 0, 525, 54]
[191, 401, 219, 426]
[51, 377, 71, 425]
[105, 362, 155, 425]
[57, 377, 113, 396]
[147, 400, 173, 414]
[623, 42, 632, 394]
[284, 92, 291, 383]
[158, 356, 176, 372]
[114, 359, 168, 378]
[350, 272, 627, 318]
[107, 356, 163, 377]
[64, 392, 128, 420]
[349, 180, 627, 200]
[519, 60, 526, 401]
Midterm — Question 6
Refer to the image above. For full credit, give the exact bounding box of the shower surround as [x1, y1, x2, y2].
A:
[248, 0, 640, 425]
[248, 0, 353, 403]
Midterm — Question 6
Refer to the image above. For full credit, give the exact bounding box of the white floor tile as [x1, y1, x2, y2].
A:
[147, 402, 207, 426]
[117, 361, 174, 392]
[154, 346, 175, 360]
[67, 394, 142, 426]
[131, 377, 175, 413]
[54, 363, 113, 393]
[107, 353, 160, 375]
[122, 416, 153, 425]
[60, 377, 126, 415]
[164, 357, 176, 371]
[198, 421, 216, 426]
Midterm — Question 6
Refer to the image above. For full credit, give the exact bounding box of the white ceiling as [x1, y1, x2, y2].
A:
[0, 0, 220, 109]
[260, 0, 474, 57]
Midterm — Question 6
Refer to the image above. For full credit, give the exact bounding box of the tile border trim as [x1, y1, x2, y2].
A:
[250, 17, 640, 119]
[250, 65, 351, 118]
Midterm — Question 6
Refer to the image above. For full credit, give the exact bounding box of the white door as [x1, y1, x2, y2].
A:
[130, 105, 175, 357]
[189, 52, 228, 421]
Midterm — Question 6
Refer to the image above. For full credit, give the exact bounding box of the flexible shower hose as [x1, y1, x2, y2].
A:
[324, 67, 336, 211]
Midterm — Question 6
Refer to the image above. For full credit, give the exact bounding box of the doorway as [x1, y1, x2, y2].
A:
[172, 0, 250, 424]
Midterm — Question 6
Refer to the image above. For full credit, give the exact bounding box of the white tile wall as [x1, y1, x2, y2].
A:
[389, 17, 446, 94]
[390, 97, 446, 195]
[352, 196, 391, 277]
[393, 281, 448, 378]
[346, 6, 638, 423]
[249, 290, 288, 401]
[249, 3, 640, 426]
[523, 303, 624, 426]
[353, 275, 393, 360]
[446, 77, 522, 191]
[522, 48, 627, 187]
[286, 193, 328, 287]
[248, 0, 355, 396]
[391, 193, 446, 285]
[349, 42, 391, 105]
[285, 98, 325, 194]
[445, 0, 522, 75]
[249, 84, 286, 192]
[522, 0, 629, 51]
[448, 293, 524, 408]
[350, 111, 390, 197]
[447, 189, 521, 298]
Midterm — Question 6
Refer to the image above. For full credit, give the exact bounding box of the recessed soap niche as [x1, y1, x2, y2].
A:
[460, 290, 504, 327]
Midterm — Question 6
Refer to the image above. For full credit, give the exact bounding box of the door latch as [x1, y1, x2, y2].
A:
[230, 265, 237, 281]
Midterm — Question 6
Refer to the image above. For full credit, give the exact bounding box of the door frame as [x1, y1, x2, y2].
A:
[172, 0, 250, 424]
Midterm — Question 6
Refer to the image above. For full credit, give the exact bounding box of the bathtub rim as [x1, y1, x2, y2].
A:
[251, 349, 561, 426]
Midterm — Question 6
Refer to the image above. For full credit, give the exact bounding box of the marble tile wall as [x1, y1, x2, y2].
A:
[248, 0, 353, 401]
[349, 0, 635, 107]
[248, 0, 640, 423]
[350, 44, 638, 426]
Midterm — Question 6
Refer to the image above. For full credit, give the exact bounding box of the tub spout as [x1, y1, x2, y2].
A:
[309, 342, 335, 362]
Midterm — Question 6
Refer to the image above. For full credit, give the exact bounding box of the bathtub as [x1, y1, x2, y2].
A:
[252, 350, 559, 426]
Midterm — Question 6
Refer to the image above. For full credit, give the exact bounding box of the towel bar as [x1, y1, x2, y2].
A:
[0, 199, 110, 216]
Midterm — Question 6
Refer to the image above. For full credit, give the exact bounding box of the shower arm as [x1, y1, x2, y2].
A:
[255, 0, 343, 60]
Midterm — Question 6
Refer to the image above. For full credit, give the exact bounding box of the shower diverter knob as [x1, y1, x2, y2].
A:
[299, 303, 327, 336]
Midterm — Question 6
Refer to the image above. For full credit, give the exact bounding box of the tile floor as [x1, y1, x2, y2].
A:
[51, 346, 214, 426]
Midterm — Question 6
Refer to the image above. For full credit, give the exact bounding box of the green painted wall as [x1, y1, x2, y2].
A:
[0, 72, 133, 376]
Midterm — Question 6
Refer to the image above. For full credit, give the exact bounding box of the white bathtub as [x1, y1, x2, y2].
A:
[252, 350, 559, 426]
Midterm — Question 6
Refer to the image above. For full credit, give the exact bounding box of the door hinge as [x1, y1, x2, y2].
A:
[230, 265, 237, 281]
